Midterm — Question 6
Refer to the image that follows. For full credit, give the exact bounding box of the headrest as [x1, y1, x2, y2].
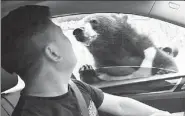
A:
[1, 68, 25, 94]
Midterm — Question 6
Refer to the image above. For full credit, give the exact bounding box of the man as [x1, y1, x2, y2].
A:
[1, 5, 172, 116]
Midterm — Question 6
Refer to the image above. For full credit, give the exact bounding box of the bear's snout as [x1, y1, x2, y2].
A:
[73, 28, 86, 42]
[73, 28, 83, 36]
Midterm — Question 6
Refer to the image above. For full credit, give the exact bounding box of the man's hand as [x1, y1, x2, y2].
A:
[141, 47, 157, 67]
[131, 47, 157, 78]
[144, 47, 157, 61]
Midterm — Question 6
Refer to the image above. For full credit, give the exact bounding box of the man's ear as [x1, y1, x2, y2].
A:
[45, 44, 62, 62]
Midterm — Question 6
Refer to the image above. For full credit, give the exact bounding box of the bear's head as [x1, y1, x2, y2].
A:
[73, 14, 134, 46]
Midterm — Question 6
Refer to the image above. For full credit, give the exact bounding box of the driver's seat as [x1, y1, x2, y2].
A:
[1, 68, 24, 116]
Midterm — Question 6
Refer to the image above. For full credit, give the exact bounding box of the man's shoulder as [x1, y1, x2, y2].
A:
[12, 95, 72, 116]
[72, 79, 103, 95]
[71, 79, 104, 112]
[72, 79, 91, 93]
[12, 97, 47, 115]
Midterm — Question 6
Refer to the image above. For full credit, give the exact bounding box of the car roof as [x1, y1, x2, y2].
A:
[1, 1, 185, 28]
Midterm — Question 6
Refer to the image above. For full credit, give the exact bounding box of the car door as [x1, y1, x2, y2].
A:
[94, 73, 185, 114]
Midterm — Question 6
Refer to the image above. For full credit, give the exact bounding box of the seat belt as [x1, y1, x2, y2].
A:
[1, 92, 20, 116]
[69, 80, 89, 116]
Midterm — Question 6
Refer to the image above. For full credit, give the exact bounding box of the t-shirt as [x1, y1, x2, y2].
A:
[12, 80, 104, 116]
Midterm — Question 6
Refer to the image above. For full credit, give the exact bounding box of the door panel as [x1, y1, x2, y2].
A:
[126, 91, 185, 113]
[96, 75, 185, 113]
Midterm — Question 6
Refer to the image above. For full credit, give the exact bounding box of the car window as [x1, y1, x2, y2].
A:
[52, 13, 185, 91]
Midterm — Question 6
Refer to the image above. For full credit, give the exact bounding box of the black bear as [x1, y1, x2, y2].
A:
[73, 13, 178, 84]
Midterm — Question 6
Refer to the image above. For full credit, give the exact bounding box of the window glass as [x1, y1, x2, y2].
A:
[52, 13, 185, 87]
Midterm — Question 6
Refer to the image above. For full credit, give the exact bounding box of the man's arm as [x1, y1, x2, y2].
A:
[98, 93, 171, 116]
[78, 73, 173, 116]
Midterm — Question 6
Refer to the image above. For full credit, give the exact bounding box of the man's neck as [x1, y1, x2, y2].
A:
[23, 70, 73, 97]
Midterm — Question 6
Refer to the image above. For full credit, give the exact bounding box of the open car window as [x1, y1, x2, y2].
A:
[52, 13, 185, 94]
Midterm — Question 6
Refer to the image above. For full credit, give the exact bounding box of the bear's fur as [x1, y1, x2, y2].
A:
[73, 13, 178, 83]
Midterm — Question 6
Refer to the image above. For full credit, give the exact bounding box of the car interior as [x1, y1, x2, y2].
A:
[1, 1, 185, 116]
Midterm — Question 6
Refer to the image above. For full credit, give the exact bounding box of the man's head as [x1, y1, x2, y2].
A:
[2, 5, 77, 79]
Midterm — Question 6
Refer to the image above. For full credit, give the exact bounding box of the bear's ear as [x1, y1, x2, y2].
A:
[110, 13, 120, 22]
[122, 15, 128, 22]
[110, 14, 128, 24]
[110, 13, 118, 18]
[116, 14, 128, 24]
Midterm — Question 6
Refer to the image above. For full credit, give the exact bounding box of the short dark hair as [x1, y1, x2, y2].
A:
[2, 5, 51, 77]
